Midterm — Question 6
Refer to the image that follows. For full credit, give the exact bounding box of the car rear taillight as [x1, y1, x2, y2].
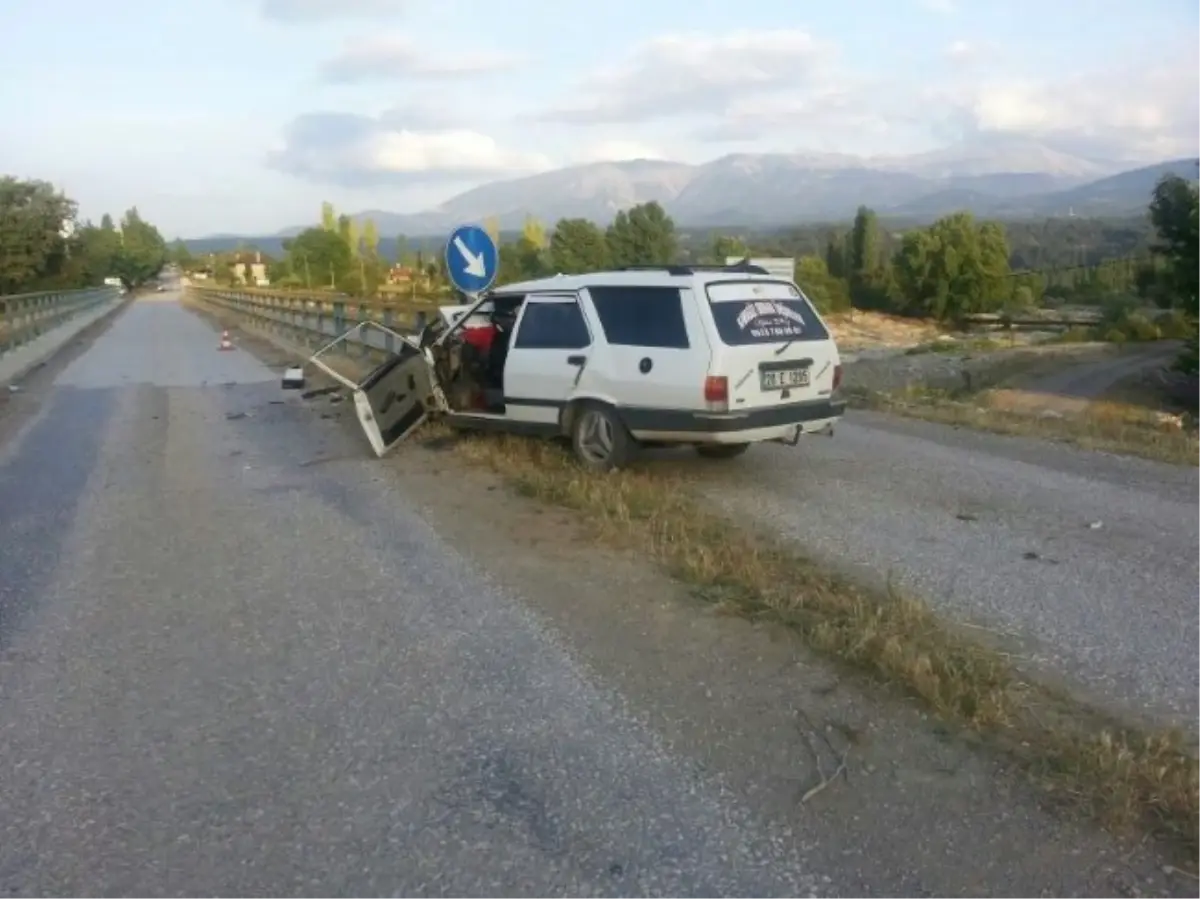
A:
[832, 364, 843, 391]
[704, 376, 729, 412]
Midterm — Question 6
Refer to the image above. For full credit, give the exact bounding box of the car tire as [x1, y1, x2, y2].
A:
[694, 443, 751, 459]
[571, 402, 635, 472]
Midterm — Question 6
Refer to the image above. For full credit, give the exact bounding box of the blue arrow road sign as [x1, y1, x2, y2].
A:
[444, 224, 499, 295]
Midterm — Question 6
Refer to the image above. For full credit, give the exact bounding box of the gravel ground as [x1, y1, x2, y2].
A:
[0, 298, 831, 896]
[690, 410, 1199, 730]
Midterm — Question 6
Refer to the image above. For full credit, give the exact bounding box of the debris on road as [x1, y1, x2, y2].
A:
[301, 385, 341, 400]
[281, 366, 305, 390]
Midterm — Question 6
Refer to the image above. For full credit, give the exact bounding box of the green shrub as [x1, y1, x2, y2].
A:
[1154, 309, 1194, 340]
[1121, 312, 1162, 341]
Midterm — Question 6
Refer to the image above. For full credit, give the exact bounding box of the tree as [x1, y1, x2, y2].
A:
[549, 218, 610, 273]
[321, 202, 336, 233]
[606, 201, 677, 267]
[794, 255, 851, 313]
[0, 176, 78, 294]
[355, 217, 386, 296]
[890, 212, 1012, 322]
[110, 207, 168, 289]
[1147, 174, 1200, 373]
[483, 215, 501, 248]
[361, 218, 380, 258]
[847, 206, 891, 309]
[711, 234, 749, 263]
[497, 235, 548, 285]
[848, 206, 880, 276]
[170, 239, 194, 270]
[824, 234, 847, 279]
[286, 227, 352, 289]
[337, 214, 359, 258]
[521, 215, 547, 250]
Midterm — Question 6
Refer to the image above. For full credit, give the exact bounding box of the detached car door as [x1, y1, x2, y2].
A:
[353, 337, 438, 457]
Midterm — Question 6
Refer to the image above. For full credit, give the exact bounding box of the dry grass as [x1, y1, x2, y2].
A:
[848, 383, 1199, 466]
[425, 425, 1198, 863]
[824, 310, 942, 351]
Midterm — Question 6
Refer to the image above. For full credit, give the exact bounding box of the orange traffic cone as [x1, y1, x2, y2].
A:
[218, 330, 234, 351]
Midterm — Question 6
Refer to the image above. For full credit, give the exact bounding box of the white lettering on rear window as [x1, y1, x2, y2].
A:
[735, 300, 808, 338]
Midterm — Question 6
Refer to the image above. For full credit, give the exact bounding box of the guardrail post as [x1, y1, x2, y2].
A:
[332, 301, 346, 353]
[382, 308, 395, 354]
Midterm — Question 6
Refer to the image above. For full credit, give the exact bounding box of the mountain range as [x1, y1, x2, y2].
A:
[192, 144, 1199, 249]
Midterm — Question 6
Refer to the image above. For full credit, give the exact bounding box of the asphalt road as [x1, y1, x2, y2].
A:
[699, 409, 1199, 729]
[0, 298, 828, 897]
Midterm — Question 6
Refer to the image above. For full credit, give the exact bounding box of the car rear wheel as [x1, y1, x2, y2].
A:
[571, 403, 635, 472]
[695, 443, 750, 459]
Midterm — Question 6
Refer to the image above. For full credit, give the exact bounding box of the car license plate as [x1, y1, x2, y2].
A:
[760, 367, 810, 390]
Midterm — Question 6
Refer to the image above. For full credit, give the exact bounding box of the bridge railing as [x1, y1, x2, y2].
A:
[186, 285, 442, 360]
[0, 286, 121, 357]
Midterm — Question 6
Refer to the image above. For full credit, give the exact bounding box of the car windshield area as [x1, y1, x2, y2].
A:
[705, 280, 830, 346]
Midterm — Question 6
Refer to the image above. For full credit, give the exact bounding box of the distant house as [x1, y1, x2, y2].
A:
[231, 250, 269, 287]
[387, 264, 416, 284]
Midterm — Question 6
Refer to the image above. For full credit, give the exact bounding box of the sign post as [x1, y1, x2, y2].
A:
[444, 223, 500, 299]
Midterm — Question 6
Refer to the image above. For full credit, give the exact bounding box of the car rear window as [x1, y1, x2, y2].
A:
[587, 285, 690, 349]
[705, 280, 829, 345]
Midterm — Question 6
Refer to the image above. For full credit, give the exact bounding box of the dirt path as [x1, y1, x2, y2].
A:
[1023, 342, 1184, 401]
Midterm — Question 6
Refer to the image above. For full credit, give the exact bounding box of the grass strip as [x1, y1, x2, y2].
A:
[431, 425, 1198, 864]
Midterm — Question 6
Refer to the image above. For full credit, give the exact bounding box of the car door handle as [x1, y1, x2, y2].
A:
[566, 355, 586, 366]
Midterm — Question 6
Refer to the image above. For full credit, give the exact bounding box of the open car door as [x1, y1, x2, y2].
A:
[307, 321, 440, 458]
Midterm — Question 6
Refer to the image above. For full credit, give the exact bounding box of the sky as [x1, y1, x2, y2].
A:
[0, 0, 1196, 238]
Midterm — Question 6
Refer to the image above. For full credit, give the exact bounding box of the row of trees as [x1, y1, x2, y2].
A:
[482, 201, 1026, 322]
[0, 176, 168, 295]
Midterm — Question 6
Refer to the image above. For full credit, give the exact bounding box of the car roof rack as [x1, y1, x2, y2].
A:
[615, 261, 772, 276]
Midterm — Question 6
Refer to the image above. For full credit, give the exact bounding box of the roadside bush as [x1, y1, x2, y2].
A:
[1154, 309, 1194, 340]
[1118, 312, 1162, 341]
[1095, 297, 1164, 343]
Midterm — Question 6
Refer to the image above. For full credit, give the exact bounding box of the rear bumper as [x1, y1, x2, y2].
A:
[621, 397, 846, 442]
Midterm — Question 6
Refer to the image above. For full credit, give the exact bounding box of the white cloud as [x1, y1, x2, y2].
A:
[268, 112, 552, 186]
[260, 0, 407, 22]
[319, 36, 521, 83]
[929, 47, 1200, 161]
[546, 29, 1198, 164]
[945, 40, 975, 63]
[539, 29, 833, 125]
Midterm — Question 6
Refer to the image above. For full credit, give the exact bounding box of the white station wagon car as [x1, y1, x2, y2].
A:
[311, 263, 847, 471]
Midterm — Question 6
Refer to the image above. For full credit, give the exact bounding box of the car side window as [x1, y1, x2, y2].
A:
[512, 300, 591, 350]
[587, 286, 690, 349]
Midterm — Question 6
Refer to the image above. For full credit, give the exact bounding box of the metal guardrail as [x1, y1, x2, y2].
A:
[0, 286, 121, 356]
[963, 310, 1104, 331]
[186, 285, 437, 360]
